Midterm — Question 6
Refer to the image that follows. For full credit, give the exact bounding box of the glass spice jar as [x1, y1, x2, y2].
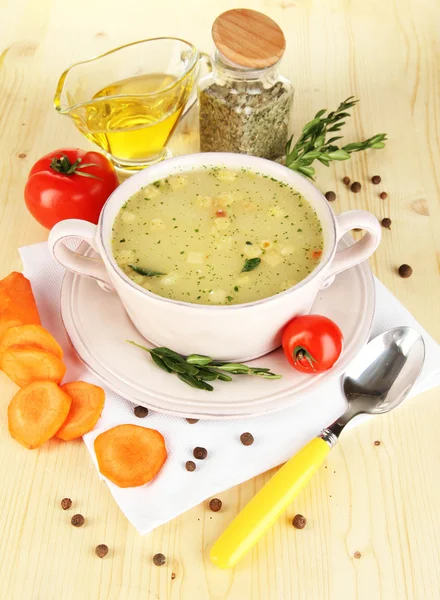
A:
[198, 9, 293, 160]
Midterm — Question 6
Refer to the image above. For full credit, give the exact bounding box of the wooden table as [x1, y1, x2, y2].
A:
[1, 1, 439, 598]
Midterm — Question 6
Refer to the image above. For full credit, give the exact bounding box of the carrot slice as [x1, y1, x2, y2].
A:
[8, 380, 72, 449]
[0, 319, 23, 340]
[94, 424, 167, 488]
[1, 346, 66, 387]
[0, 272, 41, 337]
[56, 382, 105, 441]
[0, 324, 63, 359]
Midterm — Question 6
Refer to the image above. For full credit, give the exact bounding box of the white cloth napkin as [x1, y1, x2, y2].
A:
[19, 242, 440, 534]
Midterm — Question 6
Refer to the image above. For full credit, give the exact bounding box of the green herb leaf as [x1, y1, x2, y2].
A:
[150, 353, 173, 373]
[129, 265, 165, 277]
[216, 372, 233, 382]
[186, 354, 212, 366]
[327, 149, 350, 160]
[196, 369, 219, 381]
[178, 373, 214, 391]
[153, 347, 185, 362]
[161, 356, 187, 373]
[241, 258, 261, 272]
[216, 363, 251, 374]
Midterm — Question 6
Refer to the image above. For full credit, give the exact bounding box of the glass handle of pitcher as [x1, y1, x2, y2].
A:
[181, 52, 213, 120]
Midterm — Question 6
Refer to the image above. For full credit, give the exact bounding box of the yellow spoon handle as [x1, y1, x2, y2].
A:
[210, 436, 330, 569]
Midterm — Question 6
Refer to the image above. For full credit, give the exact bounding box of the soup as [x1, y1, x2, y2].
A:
[111, 168, 324, 305]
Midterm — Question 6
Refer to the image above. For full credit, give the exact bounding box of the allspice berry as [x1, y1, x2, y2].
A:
[398, 264, 413, 278]
[240, 432, 254, 446]
[95, 544, 109, 558]
[153, 553, 166, 566]
[209, 498, 222, 512]
[134, 406, 149, 418]
[381, 218, 391, 229]
[371, 175, 381, 184]
[185, 460, 196, 472]
[193, 447, 208, 460]
[292, 514, 307, 529]
[71, 514, 85, 527]
[325, 191, 336, 202]
[350, 181, 361, 193]
[186, 418, 199, 424]
[61, 498, 72, 510]
[343, 176, 351, 185]
[380, 191, 388, 199]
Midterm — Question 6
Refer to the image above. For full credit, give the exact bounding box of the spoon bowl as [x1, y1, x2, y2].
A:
[211, 326, 426, 569]
[329, 327, 425, 435]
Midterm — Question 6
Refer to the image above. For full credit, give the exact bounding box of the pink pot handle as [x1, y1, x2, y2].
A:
[48, 219, 114, 291]
[324, 210, 381, 285]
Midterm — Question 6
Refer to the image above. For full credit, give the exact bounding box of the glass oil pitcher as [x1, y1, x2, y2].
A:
[54, 38, 209, 172]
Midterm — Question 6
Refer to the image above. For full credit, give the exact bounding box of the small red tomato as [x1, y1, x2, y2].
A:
[24, 148, 119, 229]
[282, 315, 343, 374]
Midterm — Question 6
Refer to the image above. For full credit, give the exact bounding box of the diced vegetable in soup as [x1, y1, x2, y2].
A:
[112, 169, 324, 305]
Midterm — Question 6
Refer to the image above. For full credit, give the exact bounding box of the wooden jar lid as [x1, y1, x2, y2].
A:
[212, 9, 286, 69]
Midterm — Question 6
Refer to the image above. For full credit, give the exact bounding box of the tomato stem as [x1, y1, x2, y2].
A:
[49, 154, 102, 180]
[293, 345, 317, 371]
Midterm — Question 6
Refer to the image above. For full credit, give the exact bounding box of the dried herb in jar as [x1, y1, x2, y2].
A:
[199, 76, 292, 159]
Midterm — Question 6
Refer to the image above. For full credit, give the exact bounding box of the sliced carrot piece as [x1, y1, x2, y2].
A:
[0, 319, 23, 340]
[0, 272, 41, 337]
[0, 324, 63, 359]
[1, 346, 66, 387]
[56, 382, 105, 441]
[8, 380, 72, 449]
[94, 424, 167, 488]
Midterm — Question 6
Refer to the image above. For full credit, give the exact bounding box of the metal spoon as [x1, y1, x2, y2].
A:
[210, 326, 425, 569]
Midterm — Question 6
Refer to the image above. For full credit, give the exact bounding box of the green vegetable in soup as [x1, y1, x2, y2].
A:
[129, 265, 165, 277]
[241, 258, 261, 273]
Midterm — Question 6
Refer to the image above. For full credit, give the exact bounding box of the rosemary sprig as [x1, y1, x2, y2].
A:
[285, 96, 387, 179]
[127, 341, 282, 391]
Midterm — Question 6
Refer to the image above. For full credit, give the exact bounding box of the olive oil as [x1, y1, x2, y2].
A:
[70, 73, 194, 167]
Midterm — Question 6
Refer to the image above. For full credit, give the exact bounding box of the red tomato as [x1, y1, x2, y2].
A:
[282, 315, 343, 374]
[24, 148, 119, 229]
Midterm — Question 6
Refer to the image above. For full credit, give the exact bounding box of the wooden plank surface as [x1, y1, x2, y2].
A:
[0, 0, 439, 598]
